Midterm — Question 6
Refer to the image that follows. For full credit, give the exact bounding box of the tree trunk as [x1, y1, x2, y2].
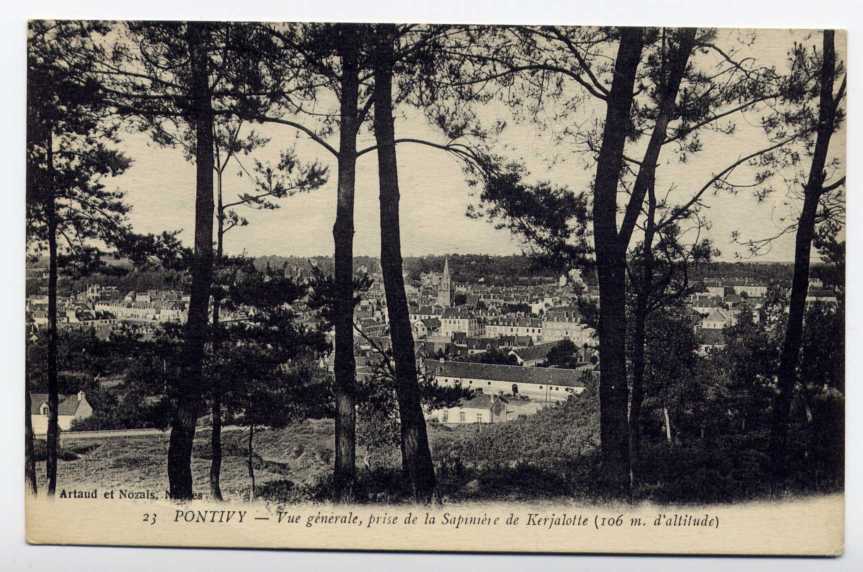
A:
[770, 30, 839, 483]
[247, 424, 256, 501]
[591, 27, 644, 495]
[209, 170, 225, 502]
[373, 25, 437, 503]
[624, 31, 695, 480]
[629, 178, 658, 482]
[168, 22, 215, 500]
[332, 28, 361, 501]
[663, 406, 673, 446]
[45, 130, 60, 497]
[25, 386, 37, 495]
[629, 296, 648, 468]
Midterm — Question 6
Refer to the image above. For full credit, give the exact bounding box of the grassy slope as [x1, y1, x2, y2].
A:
[35, 390, 602, 503]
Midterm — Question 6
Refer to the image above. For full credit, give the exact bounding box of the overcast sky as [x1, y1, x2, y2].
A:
[113, 28, 846, 263]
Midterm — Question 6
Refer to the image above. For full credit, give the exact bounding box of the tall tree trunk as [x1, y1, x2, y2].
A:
[168, 22, 215, 500]
[209, 170, 225, 501]
[623, 31, 694, 479]
[332, 28, 360, 501]
[629, 297, 648, 469]
[628, 178, 657, 482]
[373, 25, 437, 502]
[247, 424, 256, 501]
[770, 30, 839, 483]
[25, 383, 37, 495]
[45, 130, 60, 497]
[591, 27, 644, 495]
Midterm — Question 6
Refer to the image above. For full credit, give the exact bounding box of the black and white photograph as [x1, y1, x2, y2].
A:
[21, 17, 847, 555]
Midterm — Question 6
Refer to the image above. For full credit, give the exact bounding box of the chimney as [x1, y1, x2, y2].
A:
[77, 390, 85, 402]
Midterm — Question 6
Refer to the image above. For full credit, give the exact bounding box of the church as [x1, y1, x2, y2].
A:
[436, 257, 453, 308]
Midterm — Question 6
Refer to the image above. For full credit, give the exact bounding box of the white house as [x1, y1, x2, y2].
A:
[440, 308, 482, 338]
[700, 308, 736, 330]
[30, 391, 94, 435]
[427, 394, 509, 425]
[733, 284, 768, 298]
[484, 317, 543, 343]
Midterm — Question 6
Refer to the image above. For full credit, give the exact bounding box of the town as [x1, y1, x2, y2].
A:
[25, 255, 839, 432]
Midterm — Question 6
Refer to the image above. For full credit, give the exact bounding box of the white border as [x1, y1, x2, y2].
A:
[2, 1, 860, 570]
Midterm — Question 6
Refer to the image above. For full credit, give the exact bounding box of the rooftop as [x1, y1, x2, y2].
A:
[425, 359, 591, 388]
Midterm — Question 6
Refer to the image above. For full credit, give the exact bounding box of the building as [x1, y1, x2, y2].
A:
[436, 257, 454, 308]
[440, 308, 482, 338]
[806, 288, 839, 307]
[700, 308, 736, 330]
[542, 306, 594, 346]
[424, 359, 589, 402]
[732, 283, 768, 298]
[427, 394, 509, 425]
[484, 317, 543, 343]
[508, 341, 559, 367]
[30, 391, 93, 435]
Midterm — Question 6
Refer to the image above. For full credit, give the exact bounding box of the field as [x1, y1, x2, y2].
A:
[34, 389, 602, 504]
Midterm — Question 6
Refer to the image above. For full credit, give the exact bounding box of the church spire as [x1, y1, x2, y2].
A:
[437, 256, 452, 307]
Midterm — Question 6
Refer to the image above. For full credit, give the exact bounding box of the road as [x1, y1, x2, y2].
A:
[35, 425, 247, 442]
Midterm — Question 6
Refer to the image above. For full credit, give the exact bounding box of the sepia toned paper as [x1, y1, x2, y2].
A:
[24, 22, 846, 555]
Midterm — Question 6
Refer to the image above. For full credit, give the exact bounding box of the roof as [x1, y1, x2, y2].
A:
[509, 342, 559, 362]
[441, 308, 476, 319]
[486, 317, 542, 328]
[30, 392, 84, 416]
[544, 306, 580, 321]
[456, 394, 508, 410]
[425, 359, 589, 388]
[704, 308, 731, 323]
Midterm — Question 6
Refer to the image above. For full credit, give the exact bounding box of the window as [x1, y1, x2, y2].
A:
[476, 413, 484, 423]
[441, 411, 449, 423]
[459, 411, 466, 423]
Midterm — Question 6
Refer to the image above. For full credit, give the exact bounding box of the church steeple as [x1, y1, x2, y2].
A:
[437, 256, 452, 307]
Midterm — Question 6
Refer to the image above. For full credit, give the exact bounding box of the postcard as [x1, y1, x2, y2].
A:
[24, 21, 846, 555]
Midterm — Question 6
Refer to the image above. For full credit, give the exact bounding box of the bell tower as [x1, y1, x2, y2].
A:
[437, 257, 452, 307]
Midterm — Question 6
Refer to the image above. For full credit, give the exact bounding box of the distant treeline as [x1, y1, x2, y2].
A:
[30, 255, 829, 296]
[254, 254, 562, 286]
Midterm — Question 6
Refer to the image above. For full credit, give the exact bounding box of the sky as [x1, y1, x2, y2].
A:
[112, 28, 846, 263]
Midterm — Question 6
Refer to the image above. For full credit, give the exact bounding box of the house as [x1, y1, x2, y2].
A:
[542, 306, 594, 345]
[806, 288, 839, 307]
[440, 308, 482, 338]
[484, 316, 543, 342]
[700, 308, 735, 330]
[732, 283, 768, 298]
[424, 359, 590, 402]
[427, 394, 508, 425]
[508, 341, 559, 366]
[30, 391, 93, 435]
